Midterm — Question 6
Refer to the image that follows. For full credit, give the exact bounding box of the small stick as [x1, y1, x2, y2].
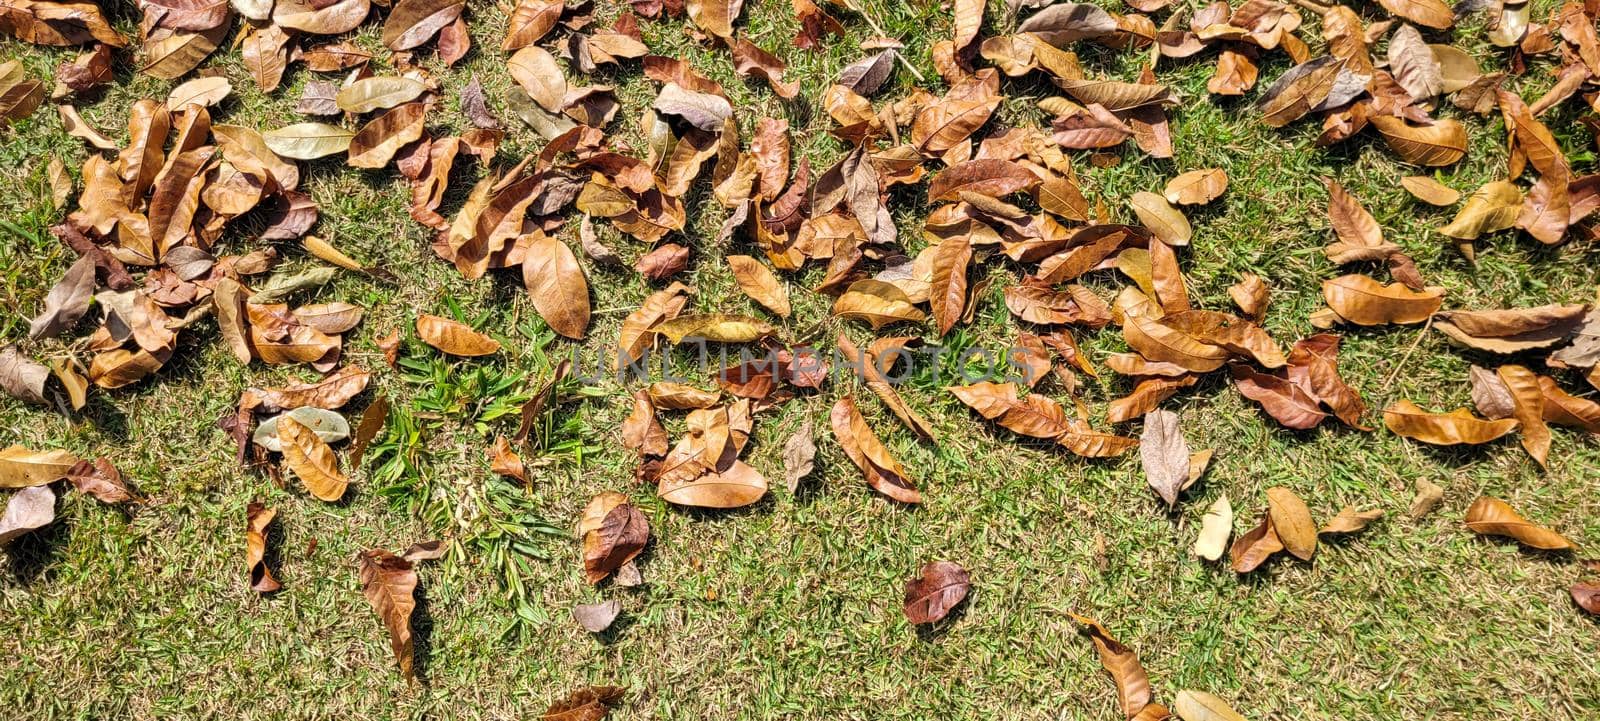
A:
[1383, 316, 1433, 387]
[853, 5, 927, 83]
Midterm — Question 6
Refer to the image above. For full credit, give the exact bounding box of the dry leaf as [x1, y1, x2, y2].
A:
[1464, 496, 1574, 550]
[1230, 511, 1283, 573]
[416, 314, 500, 356]
[246, 501, 281, 593]
[1383, 399, 1519, 445]
[1174, 690, 1249, 721]
[572, 599, 621, 633]
[903, 560, 970, 624]
[580, 492, 649, 584]
[278, 416, 348, 501]
[1265, 486, 1317, 561]
[831, 396, 920, 504]
[782, 420, 815, 494]
[1140, 408, 1189, 506]
[1193, 495, 1232, 561]
[1163, 169, 1227, 206]
[726, 255, 790, 318]
[1069, 614, 1153, 718]
[358, 548, 419, 681]
[1408, 479, 1445, 518]
[1321, 274, 1443, 325]
[0, 445, 81, 488]
[0, 485, 55, 546]
[1320, 506, 1383, 535]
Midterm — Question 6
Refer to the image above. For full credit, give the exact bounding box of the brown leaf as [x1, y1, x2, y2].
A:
[688, 0, 743, 39]
[1382, 399, 1519, 445]
[489, 436, 526, 482]
[1409, 479, 1445, 518]
[1496, 365, 1550, 468]
[543, 686, 625, 721]
[349, 395, 389, 466]
[1376, 0, 1454, 29]
[832, 279, 927, 329]
[1464, 496, 1574, 550]
[504, 0, 563, 50]
[634, 243, 690, 282]
[1227, 273, 1268, 321]
[660, 459, 770, 508]
[416, 314, 500, 356]
[1230, 364, 1329, 429]
[246, 501, 281, 593]
[27, 254, 95, 339]
[730, 38, 798, 98]
[904, 560, 970, 624]
[1572, 582, 1600, 616]
[621, 390, 668, 456]
[1369, 115, 1468, 166]
[646, 382, 720, 410]
[726, 255, 790, 317]
[0, 345, 48, 405]
[1401, 176, 1460, 205]
[1321, 274, 1443, 326]
[782, 420, 815, 493]
[1140, 408, 1189, 506]
[1124, 315, 1229, 372]
[1231, 511, 1283, 572]
[65, 458, 136, 503]
[0, 486, 55, 547]
[1320, 506, 1383, 536]
[358, 548, 418, 681]
[1208, 49, 1258, 95]
[928, 237, 972, 336]
[1286, 334, 1368, 429]
[1068, 614, 1153, 718]
[255, 366, 371, 411]
[580, 492, 650, 584]
[1173, 691, 1249, 721]
[349, 102, 427, 169]
[1265, 486, 1317, 560]
[1163, 169, 1227, 206]
[279, 416, 348, 502]
[572, 599, 621, 633]
[929, 159, 1039, 202]
[1256, 55, 1345, 127]
[830, 396, 920, 504]
[1434, 304, 1586, 353]
[522, 232, 591, 339]
[382, 0, 463, 51]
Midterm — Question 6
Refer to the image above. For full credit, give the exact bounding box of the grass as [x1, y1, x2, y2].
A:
[3, 0, 1600, 718]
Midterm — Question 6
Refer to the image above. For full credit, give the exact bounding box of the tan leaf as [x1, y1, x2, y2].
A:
[658, 459, 769, 508]
[521, 232, 590, 339]
[1266, 486, 1318, 560]
[1140, 408, 1189, 506]
[1370, 115, 1468, 166]
[832, 279, 927, 329]
[1464, 496, 1574, 550]
[928, 237, 972, 336]
[263, 122, 354, 160]
[1163, 169, 1227, 206]
[726, 255, 790, 317]
[279, 416, 347, 502]
[246, 501, 281, 593]
[1174, 690, 1249, 721]
[1321, 274, 1443, 325]
[358, 548, 418, 681]
[504, 0, 563, 50]
[1068, 614, 1152, 718]
[1438, 180, 1522, 240]
[0, 445, 82, 488]
[1320, 506, 1383, 536]
[542, 686, 625, 721]
[382, 0, 464, 51]
[349, 102, 426, 169]
[1408, 479, 1444, 518]
[1497, 365, 1550, 468]
[830, 396, 920, 504]
[1124, 315, 1229, 372]
[653, 314, 773, 344]
[1230, 511, 1283, 572]
[1192, 495, 1232, 561]
[1382, 399, 1519, 445]
[65, 457, 137, 503]
[416, 314, 500, 356]
[1401, 176, 1460, 205]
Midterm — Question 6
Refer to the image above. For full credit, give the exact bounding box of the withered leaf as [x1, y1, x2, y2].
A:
[0, 445, 81, 488]
[28, 253, 95, 339]
[1320, 506, 1383, 536]
[726, 255, 790, 318]
[246, 501, 281, 593]
[1163, 169, 1227, 206]
[580, 491, 649, 584]
[522, 232, 591, 339]
[903, 560, 970, 624]
[1231, 511, 1283, 573]
[416, 314, 500, 356]
[1174, 691, 1249, 721]
[279, 416, 348, 502]
[1464, 496, 1574, 550]
[1193, 495, 1232, 561]
[65, 458, 136, 503]
[572, 599, 621, 633]
[1068, 614, 1152, 718]
[782, 420, 815, 494]
[1140, 408, 1189, 507]
[358, 548, 419, 681]
[1265, 486, 1317, 561]
[1383, 399, 1519, 445]
[1321, 274, 1443, 326]
[0, 486, 55, 547]
[831, 396, 920, 504]
[543, 686, 625, 721]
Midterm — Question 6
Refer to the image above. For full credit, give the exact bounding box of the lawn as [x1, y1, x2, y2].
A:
[2, 0, 1598, 719]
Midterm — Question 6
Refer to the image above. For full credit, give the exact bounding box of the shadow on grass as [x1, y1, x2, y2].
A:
[3, 513, 71, 586]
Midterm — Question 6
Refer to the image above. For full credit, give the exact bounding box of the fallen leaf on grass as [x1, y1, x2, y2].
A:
[1192, 495, 1232, 561]
[726, 255, 790, 317]
[279, 416, 348, 502]
[1320, 507, 1383, 536]
[1464, 496, 1574, 550]
[1572, 583, 1600, 616]
[1174, 690, 1248, 721]
[1383, 399, 1519, 445]
[580, 492, 649, 584]
[0, 445, 81, 488]
[1231, 511, 1283, 573]
[1140, 409, 1189, 507]
[65, 458, 136, 503]
[1068, 614, 1152, 718]
[359, 548, 420, 681]
[572, 599, 621, 633]
[246, 501, 281, 593]
[1401, 176, 1460, 205]
[543, 685, 624, 721]
[416, 314, 500, 356]
[1266, 486, 1317, 561]
[1409, 479, 1445, 518]
[0, 486, 55, 546]
[1163, 169, 1227, 206]
[1320, 275, 1443, 326]
[782, 420, 815, 494]
[831, 396, 920, 504]
[654, 314, 773, 344]
[903, 560, 970, 624]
